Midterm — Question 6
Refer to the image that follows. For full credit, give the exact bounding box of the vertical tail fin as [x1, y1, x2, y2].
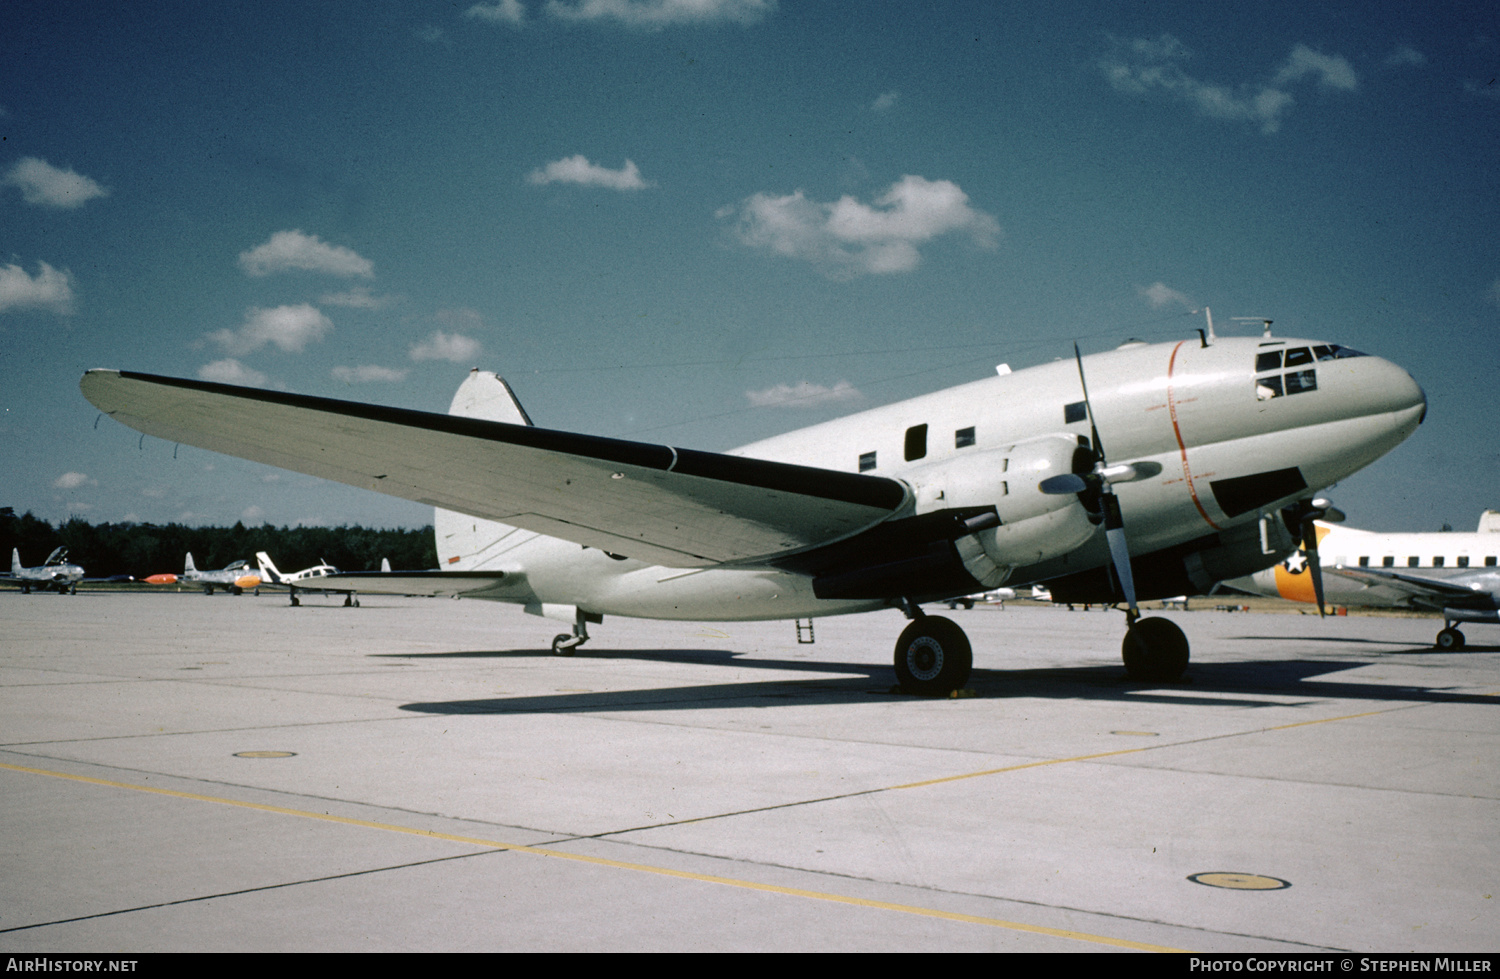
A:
[184, 552, 197, 573]
[256, 552, 282, 583]
[435, 370, 536, 570]
[12, 549, 21, 575]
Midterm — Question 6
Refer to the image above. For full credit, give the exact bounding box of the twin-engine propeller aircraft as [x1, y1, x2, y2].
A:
[5, 547, 86, 594]
[1226, 511, 1500, 650]
[80, 328, 1426, 694]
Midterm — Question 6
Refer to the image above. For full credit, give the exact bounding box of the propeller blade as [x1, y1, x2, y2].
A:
[1301, 516, 1327, 618]
[1039, 473, 1089, 495]
[1074, 343, 1138, 619]
[1102, 491, 1138, 617]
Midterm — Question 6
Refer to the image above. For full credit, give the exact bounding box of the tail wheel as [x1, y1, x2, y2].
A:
[551, 633, 585, 656]
[893, 616, 972, 696]
[1122, 617, 1190, 681]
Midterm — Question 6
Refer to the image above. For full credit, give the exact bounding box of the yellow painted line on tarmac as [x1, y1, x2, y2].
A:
[891, 706, 1408, 791]
[0, 761, 1183, 952]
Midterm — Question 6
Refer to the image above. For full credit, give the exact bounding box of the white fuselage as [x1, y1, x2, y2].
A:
[436, 335, 1426, 623]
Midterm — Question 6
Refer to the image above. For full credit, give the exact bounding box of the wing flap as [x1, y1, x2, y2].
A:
[81, 370, 909, 568]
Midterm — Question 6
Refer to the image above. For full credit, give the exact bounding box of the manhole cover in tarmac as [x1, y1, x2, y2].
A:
[233, 751, 297, 759]
[1188, 872, 1290, 890]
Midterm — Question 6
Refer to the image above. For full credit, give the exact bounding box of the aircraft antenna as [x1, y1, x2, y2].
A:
[1232, 316, 1272, 337]
[1204, 307, 1216, 342]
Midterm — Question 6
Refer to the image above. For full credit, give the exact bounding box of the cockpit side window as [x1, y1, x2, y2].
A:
[1255, 346, 1326, 400]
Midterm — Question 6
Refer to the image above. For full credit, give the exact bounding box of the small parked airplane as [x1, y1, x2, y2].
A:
[81, 324, 1426, 694]
[255, 552, 361, 607]
[1225, 511, 1500, 650]
[5, 547, 86, 594]
[171, 553, 262, 595]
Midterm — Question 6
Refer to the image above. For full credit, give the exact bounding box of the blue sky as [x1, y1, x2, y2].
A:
[3, 1, 1496, 533]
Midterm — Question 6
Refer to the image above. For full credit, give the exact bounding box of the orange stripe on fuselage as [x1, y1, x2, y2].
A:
[1166, 341, 1220, 531]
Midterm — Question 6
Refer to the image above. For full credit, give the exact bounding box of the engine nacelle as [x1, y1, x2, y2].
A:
[909, 434, 1097, 569]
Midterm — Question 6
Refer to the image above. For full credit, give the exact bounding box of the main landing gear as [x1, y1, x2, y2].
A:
[1121, 615, 1190, 682]
[889, 607, 1191, 695]
[892, 612, 972, 696]
[1435, 626, 1465, 651]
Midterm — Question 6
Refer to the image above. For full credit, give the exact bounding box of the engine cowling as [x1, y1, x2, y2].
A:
[910, 434, 1098, 572]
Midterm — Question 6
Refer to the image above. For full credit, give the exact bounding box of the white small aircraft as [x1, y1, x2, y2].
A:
[1226, 511, 1500, 650]
[172, 553, 262, 595]
[81, 326, 1426, 694]
[255, 552, 361, 607]
[5, 547, 86, 594]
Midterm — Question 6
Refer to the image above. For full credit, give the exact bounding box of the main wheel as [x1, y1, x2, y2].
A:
[1122, 617, 1190, 681]
[551, 633, 580, 656]
[893, 616, 972, 696]
[1435, 627, 1465, 651]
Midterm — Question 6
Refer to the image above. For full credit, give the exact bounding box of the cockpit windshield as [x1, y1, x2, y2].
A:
[1254, 344, 1365, 401]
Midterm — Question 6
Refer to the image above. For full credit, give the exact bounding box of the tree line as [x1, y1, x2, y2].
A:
[1, 509, 437, 579]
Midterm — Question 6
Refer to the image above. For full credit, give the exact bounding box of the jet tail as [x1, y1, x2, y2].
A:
[11, 549, 21, 575]
[184, 552, 197, 573]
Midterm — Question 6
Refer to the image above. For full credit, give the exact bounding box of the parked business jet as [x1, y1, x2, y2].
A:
[1226, 511, 1500, 650]
[177, 553, 261, 595]
[255, 552, 360, 607]
[5, 547, 86, 594]
[81, 328, 1426, 694]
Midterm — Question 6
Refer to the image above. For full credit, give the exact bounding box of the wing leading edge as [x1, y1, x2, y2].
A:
[81, 370, 910, 568]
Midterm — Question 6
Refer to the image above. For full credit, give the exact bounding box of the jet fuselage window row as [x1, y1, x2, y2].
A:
[860, 425, 980, 472]
[1353, 555, 1496, 568]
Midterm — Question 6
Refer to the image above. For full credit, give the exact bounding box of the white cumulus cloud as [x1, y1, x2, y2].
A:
[0, 261, 75, 315]
[237, 230, 374, 278]
[209, 304, 334, 356]
[1138, 282, 1194, 309]
[3, 157, 108, 209]
[543, 0, 773, 28]
[53, 472, 94, 490]
[746, 380, 862, 409]
[1101, 35, 1356, 135]
[528, 155, 652, 190]
[320, 286, 395, 309]
[198, 359, 270, 387]
[466, 0, 527, 25]
[332, 364, 410, 383]
[410, 330, 482, 362]
[1274, 44, 1358, 92]
[722, 175, 999, 278]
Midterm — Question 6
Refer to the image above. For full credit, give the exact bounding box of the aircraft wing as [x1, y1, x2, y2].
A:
[81, 370, 911, 568]
[310, 571, 520, 599]
[1328, 565, 1494, 608]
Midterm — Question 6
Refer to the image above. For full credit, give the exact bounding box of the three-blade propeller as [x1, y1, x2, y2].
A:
[1285, 497, 1345, 617]
[1038, 344, 1145, 621]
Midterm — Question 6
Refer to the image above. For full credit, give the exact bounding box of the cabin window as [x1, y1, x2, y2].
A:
[955, 426, 976, 448]
[858, 451, 877, 472]
[1064, 401, 1087, 424]
[904, 424, 928, 462]
[1408, 557, 1419, 567]
[1433, 556, 1445, 568]
[1382, 556, 1395, 567]
[1359, 556, 1369, 567]
[1487, 557, 1497, 567]
[1457, 556, 1469, 568]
